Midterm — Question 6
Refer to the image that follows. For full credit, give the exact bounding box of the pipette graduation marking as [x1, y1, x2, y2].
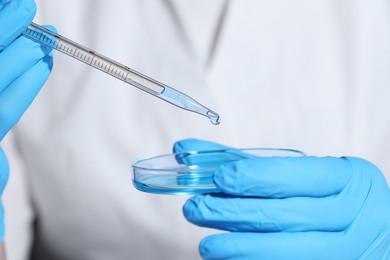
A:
[22, 23, 220, 125]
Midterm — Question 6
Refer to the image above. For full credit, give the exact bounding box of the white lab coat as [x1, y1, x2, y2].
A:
[2, 0, 390, 259]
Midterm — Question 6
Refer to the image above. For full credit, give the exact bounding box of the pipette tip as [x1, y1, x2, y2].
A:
[207, 111, 220, 125]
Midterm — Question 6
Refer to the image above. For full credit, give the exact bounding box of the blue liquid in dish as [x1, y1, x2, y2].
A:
[133, 173, 219, 195]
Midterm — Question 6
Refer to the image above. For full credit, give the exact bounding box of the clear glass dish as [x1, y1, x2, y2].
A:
[132, 148, 305, 195]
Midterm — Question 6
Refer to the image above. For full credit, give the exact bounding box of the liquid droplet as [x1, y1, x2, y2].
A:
[207, 110, 220, 125]
[210, 116, 220, 125]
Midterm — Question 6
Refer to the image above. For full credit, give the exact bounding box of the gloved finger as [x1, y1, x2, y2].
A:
[184, 157, 389, 232]
[214, 156, 353, 198]
[200, 211, 390, 260]
[173, 138, 229, 153]
[0, 0, 36, 51]
[184, 179, 365, 232]
[0, 34, 53, 93]
[0, 52, 53, 140]
[173, 138, 259, 167]
[176, 149, 258, 170]
[199, 231, 362, 260]
[173, 139, 232, 166]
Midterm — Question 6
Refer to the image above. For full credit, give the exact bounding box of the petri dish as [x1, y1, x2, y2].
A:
[132, 148, 305, 195]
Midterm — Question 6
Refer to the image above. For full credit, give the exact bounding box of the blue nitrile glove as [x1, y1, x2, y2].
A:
[0, 0, 55, 241]
[176, 139, 390, 259]
[173, 140, 254, 170]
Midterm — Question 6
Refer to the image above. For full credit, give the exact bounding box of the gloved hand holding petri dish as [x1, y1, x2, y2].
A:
[131, 139, 305, 195]
[177, 139, 390, 259]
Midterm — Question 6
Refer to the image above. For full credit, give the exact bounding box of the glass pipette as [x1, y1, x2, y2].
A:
[22, 23, 220, 125]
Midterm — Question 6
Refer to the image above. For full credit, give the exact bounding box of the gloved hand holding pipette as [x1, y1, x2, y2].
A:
[0, 0, 54, 251]
[176, 139, 390, 259]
